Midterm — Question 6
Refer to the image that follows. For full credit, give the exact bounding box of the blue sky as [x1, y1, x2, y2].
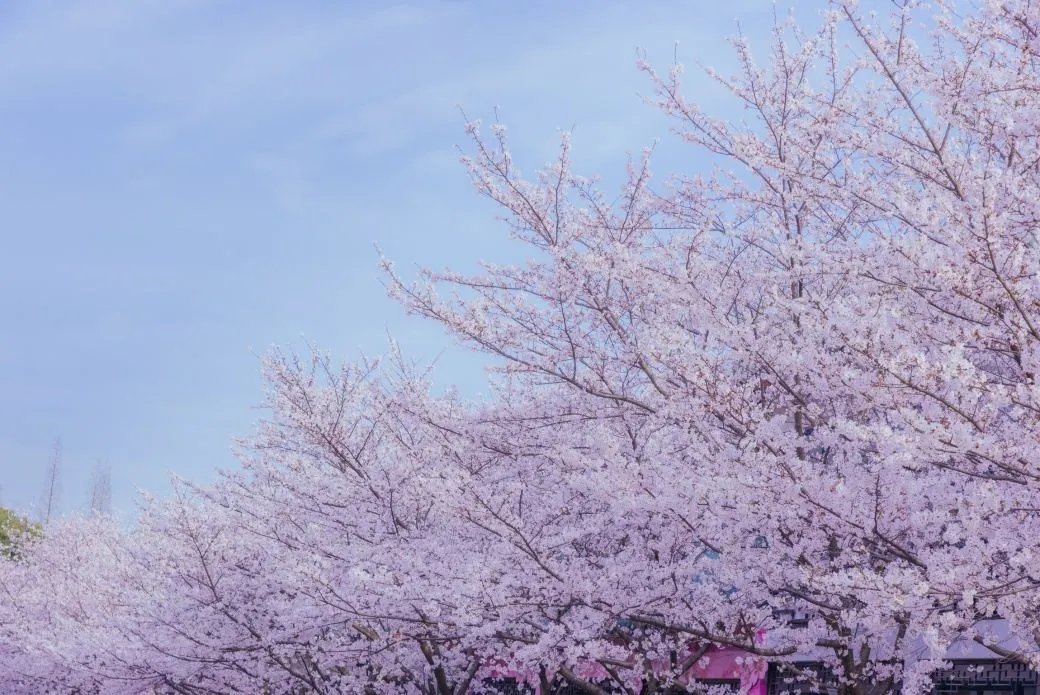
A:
[0, 0, 794, 518]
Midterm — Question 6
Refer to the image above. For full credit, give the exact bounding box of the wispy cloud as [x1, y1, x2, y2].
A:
[0, 0, 786, 515]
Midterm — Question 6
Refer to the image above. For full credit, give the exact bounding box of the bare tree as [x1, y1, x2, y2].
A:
[87, 460, 111, 516]
[38, 438, 62, 523]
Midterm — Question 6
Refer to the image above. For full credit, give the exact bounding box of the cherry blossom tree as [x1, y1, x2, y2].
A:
[385, 1, 1040, 692]
[4, 2, 1040, 694]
